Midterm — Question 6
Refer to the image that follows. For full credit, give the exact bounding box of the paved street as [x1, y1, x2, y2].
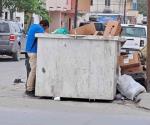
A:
[0, 55, 26, 98]
[0, 55, 150, 125]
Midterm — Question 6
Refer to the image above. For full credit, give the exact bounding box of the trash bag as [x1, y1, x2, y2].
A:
[52, 27, 69, 34]
[117, 74, 146, 100]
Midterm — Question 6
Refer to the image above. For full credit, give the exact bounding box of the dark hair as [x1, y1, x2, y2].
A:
[40, 20, 49, 27]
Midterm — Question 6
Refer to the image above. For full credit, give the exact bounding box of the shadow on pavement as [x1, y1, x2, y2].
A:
[0, 55, 25, 62]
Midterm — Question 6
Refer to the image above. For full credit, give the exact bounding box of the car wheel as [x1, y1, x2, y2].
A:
[12, 51, 20, 61]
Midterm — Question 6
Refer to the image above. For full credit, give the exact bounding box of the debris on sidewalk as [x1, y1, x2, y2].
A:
[54, 97, 61, 101]
[115, 93, 125, 100]
[117, 74, 146, 100]
[118, 51, 146, 87]
[118, 52, 140, 70]
[136, 92, 150, 110]
[13, 78, 24, 84]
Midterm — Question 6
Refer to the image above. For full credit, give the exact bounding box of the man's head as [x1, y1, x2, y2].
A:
[40, 20, 49, 30]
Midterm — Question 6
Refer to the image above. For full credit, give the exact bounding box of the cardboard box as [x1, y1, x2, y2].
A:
[103, 21, 122, 37]
[94, 31, 103, 35]
[121, 66, 143, 74]
[70, 23, 96, 35]
[118, 52, 140, 69]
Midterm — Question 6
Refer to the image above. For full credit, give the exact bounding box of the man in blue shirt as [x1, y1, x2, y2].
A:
[25, 20, 49, 96]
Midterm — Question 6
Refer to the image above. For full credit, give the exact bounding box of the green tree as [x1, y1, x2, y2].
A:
[0, 0, 10, 18]
[137, 0, 147, 16]
[3, 0, 19, 20]
[1, 0, 49, 31]
[16, 0, 49, 31]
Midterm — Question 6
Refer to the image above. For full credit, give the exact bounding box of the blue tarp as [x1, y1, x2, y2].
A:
[96, 15, 118, 23]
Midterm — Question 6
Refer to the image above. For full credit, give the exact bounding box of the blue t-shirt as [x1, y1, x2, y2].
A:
[25, 24, 44, 53]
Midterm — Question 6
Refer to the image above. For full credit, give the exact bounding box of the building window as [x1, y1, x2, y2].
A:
[132, 0, 137, 10]
[105, 0, 110, 6]
[5, 12, 8, 20]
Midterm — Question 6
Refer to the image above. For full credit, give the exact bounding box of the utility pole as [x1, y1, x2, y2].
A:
[146, 0, 150, 92]
[74, 0, 78, 28]
[123, 0, 126, 24]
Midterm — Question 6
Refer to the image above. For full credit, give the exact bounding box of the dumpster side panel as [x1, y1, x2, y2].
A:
[36, 37, 118, 100]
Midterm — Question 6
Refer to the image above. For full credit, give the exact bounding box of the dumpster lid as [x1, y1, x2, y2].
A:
[35, 33, 124, 42]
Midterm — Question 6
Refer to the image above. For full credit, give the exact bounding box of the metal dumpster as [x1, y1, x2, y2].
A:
[35, 34, 120, 100]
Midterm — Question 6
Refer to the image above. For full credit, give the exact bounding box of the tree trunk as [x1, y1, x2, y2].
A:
[146, 0, 150, 92]
[123, 0, 127, 24]
[0, 0, 3, 18]
[9, 10, 14, 20]
[24, 12, 33, 33]
[74, 0, 78, 28]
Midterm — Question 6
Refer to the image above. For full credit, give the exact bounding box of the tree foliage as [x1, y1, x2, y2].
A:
[137, 0, 147, 16]
[2, 0, 49, 20]
[0, 0, 49, 31]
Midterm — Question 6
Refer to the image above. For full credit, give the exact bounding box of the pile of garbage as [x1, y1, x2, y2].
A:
[117, 43, 147, 101]
[117, 74, 146, 101]
[71, 21, 147, 101]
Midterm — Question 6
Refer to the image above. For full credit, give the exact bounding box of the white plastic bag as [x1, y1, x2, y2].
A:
[117, 74, 146, 100]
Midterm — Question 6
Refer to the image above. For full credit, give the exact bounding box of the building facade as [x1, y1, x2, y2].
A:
[90, 0, 136, 14]
[45, 0, 91, 32]
[90, 0, 139, 24]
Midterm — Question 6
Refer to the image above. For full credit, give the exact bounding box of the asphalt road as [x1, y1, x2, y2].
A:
[0, 55, 26, 86]
[0, 106, 149, 125]
[0, 55, 150, 125]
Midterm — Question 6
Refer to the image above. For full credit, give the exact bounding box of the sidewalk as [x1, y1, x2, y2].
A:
[0, 81, 150, 113]
[137, 93, 150, 110]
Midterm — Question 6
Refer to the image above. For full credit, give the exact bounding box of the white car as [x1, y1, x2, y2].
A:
[121, 24, 147, 52]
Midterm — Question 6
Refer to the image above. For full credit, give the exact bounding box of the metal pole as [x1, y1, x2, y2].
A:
[123, 0, 126, 24]
[74, 0, 78, 28]
[146, 0, 150, 92]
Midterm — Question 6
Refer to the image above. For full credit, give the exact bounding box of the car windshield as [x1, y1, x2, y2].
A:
[0, 22, 10, 33]
[121, 26, 146, 38]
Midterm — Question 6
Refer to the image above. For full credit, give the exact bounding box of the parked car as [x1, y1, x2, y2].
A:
[121, 24, 147, 53]
[0, 20, 23, 61]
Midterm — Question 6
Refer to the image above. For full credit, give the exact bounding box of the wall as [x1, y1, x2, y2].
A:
[46, 0, 71, 11]
[46, 0, 91, 32]
[49, 11, 74, 32]
[90, 0, 133, 14]
[78, 0, 91, 13]
[49, 11, 61, 32]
